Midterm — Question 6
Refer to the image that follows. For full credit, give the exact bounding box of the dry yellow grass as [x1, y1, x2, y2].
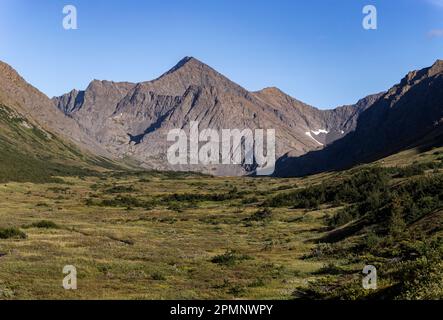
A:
[0, 173, 327, 300]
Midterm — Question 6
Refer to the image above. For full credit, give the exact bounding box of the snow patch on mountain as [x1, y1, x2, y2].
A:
[311, 129, 329, 135]
[305, 131, 324, 146]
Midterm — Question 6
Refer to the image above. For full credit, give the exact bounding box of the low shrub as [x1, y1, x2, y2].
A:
[0, 227, 27, 239]
[244, 208, 273, 222]
[27, 220, 59, 229]
[151, 273, 166, 281]
[211, 250, 252, 266]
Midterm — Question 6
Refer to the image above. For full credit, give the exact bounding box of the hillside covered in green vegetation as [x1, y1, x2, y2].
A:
[0, 104, 119, 183]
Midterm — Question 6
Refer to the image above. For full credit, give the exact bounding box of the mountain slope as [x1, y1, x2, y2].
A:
[0, 61, 110, 156]
[0, 62, 119, 182]
[275, 60, 443, 177]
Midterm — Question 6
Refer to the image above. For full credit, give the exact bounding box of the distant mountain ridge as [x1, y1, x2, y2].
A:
[52, 57, 375, 175]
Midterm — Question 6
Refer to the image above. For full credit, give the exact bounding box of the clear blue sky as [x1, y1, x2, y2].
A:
[1, 0, 442, 109]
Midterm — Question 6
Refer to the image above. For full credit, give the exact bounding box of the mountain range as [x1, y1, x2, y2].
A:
[275, 60, 443, 176]
[1, 57, 442, 177]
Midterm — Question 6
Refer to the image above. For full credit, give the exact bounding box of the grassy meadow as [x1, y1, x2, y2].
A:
[0, 146, 442, 300]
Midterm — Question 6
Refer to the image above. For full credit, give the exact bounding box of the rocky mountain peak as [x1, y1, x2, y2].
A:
[429, 59, 443, 76]
[257, 87, 286, 96]
[403, 59, 443, 83]
[0, 61, 22, 83]
[158, 56, 214, 78]
[0, 61, 18, 77]
[141, 56, 248, 98]
[86, 79, 135, 92]
[384, 60, 443, 101]
[164, 56, 197, 73]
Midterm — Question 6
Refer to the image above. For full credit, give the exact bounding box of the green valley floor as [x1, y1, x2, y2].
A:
[0, 147, 442, 300]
